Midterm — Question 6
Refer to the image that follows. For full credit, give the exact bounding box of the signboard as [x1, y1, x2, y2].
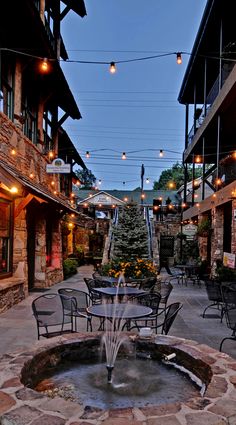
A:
[182, 224, 197, 240]
[46, 158, 71, 174]
[223, 252, 235, 269]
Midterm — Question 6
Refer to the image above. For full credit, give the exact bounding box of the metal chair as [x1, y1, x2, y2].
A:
[32, 293, 74, 340]
[138, 276, 157, 292]
[220, 283, 236, 352]
[155, 281, 173, 310]
[202, 279, 224, 320]
[128, 292, 162, 332]
[58, 288, 92, 331]
[156, 302, 183, 335]
[84, 278, 102, 304]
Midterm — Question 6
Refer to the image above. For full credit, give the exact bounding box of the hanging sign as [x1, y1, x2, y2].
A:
[46, 158, 71, 174]
[223, 252, 235, 269]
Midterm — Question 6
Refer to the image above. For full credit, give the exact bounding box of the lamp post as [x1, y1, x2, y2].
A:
[141, 163, 145, 206]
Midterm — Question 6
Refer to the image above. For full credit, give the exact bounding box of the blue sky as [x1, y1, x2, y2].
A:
[61, 0, 207, 190]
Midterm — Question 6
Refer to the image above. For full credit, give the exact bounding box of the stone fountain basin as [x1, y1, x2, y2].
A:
[0, 333, 236, 425]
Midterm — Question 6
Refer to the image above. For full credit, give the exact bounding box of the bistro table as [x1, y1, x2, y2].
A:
[174, 264, 200, 285]
[87, 302, 152, 331]
[93, 286, 147, 302]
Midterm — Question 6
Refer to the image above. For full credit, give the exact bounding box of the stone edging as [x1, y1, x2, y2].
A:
[0, 333, 236, 425]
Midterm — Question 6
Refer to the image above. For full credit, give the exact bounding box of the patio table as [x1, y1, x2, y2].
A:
[93, 286, 147, 302]
[87, 302, 152, 331]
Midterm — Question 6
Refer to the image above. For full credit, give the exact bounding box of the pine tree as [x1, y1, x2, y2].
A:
[112, 204, 149, 261]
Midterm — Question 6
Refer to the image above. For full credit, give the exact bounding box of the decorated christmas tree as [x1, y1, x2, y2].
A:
[112, 203, 149, 260]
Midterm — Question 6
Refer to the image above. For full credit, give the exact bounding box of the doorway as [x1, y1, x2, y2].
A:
[26, 205, 36, 291]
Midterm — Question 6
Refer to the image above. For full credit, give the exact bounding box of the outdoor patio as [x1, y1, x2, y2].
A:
[0, 264, 235, 359]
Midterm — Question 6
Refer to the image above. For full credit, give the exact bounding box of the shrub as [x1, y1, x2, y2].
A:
[216, 265, 236, 282]
[63, 258, 78, 279]
[100, 258, 157, 279]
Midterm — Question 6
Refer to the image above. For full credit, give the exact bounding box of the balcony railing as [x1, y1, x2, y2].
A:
[187, 63, 235, 147]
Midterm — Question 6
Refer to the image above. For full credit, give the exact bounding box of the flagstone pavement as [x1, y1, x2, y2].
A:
[0, 265, 236, 359]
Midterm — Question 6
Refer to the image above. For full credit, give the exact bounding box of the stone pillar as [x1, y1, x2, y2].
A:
[232, 200, 236, 254]
[211, 206, 224, 275]
[34, 217, 46, 286]
[51, 219, 63, 270]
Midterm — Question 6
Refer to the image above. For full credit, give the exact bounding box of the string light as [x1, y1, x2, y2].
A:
[145, 177, 150, 184]
[195, 155, 201, 163]
[215, 178, 222, 186]
[176, 52, 182, 65]
[10, 186, 18, 194]
[109, 62, 116, 74]
[122, 152, 127, 160]
[98, 179, 102, 185]
[11, 148, 16, 155]
[159, 149, 164, 157]
[86, 151, 90, 158]
[48, 151, 54, 159]
[40, 58, 49, 73]
[29, 173, 34, 179]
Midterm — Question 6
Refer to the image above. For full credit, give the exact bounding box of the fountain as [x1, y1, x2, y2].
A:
[1, 334, 236, 424]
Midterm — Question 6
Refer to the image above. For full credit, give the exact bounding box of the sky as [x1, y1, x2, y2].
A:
[61, 0, 207, 191]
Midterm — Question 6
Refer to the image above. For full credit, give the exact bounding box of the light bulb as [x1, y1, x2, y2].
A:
[11, 148, 16, 155]
[176, 52, 182, 65]
[159, 149, 164, 157]
[86, 151, 90, 158]
[109, 62, 116, 74]
[146, 178, 150, 184]
[10, 186, 18, 194]
[122, 152, 126, 160]
[98, 179, 102, 185]
[40, 58, 49, 73]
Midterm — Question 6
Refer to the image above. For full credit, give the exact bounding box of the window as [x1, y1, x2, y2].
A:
[1, 56, 14, 120]
[0, 198, 13, 277]
[43, 110, 53, 153]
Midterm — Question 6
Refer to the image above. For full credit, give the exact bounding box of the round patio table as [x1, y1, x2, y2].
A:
[93, 287, 147, 302]
[87, 303, 152, 331]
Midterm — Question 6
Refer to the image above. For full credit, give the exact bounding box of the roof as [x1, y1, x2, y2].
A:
[76, 189, 181, 206]
[58, 128, 86, 168]
[61, 0, 87, 17]
[0, 161, 92, 220]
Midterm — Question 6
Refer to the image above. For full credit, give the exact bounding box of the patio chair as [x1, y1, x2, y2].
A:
[58, 288, 92, 331]
[128, 292, 162, 331]
[219, 283, 236, 352]
[84, 278, 102, 304]
[138, 277, 157, 292]
[202, 279, 224, 320]
[156, 302, 183, 335]
[154, 281, 173, 310]
[32, 293, 74, 340]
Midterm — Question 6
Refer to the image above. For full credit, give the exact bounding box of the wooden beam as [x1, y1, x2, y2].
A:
[14, 194, 47, 217]
[60, 5, 70, 20]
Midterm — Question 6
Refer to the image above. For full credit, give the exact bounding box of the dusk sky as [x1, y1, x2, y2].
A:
[61, 0, 207, 190]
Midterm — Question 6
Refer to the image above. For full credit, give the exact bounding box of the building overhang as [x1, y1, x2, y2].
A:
[58, 128, 86, 168]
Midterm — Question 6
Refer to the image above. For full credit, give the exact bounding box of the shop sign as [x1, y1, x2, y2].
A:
[223, 252, 235, 269]
[46, 158, 71, 174]
[182, 224, 197, 239]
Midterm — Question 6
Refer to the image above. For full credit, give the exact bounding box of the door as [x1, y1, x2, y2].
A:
[26, 206, 36, 291]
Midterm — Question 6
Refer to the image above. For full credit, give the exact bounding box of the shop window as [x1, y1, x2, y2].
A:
[0, 198, 13, 277]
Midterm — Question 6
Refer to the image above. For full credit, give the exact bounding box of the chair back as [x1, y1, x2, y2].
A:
[131, 292, 161, 315]
[221, 284, 236, 331]
[58, 288, 91, 312]
[84, 278, 102, 304]
[139, 277, 157, 292]
[161, 302, 182, 335]
[32, 293, 74, 339]
[159, 282, 173, 306]
[204, 280, 222, 302]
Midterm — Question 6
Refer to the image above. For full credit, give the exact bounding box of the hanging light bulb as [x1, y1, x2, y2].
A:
[159, 149, 164, 157]
[176, 52, 182, 65]
[98, 179, 102, 185]
[40, 58, 49, 73]
[122, 152, 126, 160]
[232, 151, 236, 159]
[10, 186, 18, 194]
[86, 151, 90, 158]
[195, 155, 201, 163]
[146, 177, 150, 184]
[109, 62, 116, 74]
[215, 178, 222, 186]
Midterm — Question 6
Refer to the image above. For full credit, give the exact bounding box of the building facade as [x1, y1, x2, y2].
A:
[178, 0, 236, 270]
[0, 0, 88, 312]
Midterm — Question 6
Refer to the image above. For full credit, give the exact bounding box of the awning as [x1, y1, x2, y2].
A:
[0, 161, 92, 221]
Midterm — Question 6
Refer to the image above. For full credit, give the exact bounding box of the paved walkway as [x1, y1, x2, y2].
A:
[0, 265, 236, 359]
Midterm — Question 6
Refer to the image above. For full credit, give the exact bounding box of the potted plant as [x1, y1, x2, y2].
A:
[197, 218, 211, 237]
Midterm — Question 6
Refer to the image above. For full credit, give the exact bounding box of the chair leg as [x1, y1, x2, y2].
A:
[219, 336, 236, 352]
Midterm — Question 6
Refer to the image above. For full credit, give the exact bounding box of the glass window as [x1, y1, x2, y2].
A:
[0, 198, 13, 276]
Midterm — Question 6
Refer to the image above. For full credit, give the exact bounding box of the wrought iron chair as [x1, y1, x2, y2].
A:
[219, 283, 236, 352]
[84, 278, 103, 304]
[155, 281, 173, 310]
[128, 292, 162, 332]
[32, 293, 74, 340]
[58, 288, 92, 331]
[138, 276, 157, 292]
[202, 279, 224, 320]
[156, 302, 183, 335]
